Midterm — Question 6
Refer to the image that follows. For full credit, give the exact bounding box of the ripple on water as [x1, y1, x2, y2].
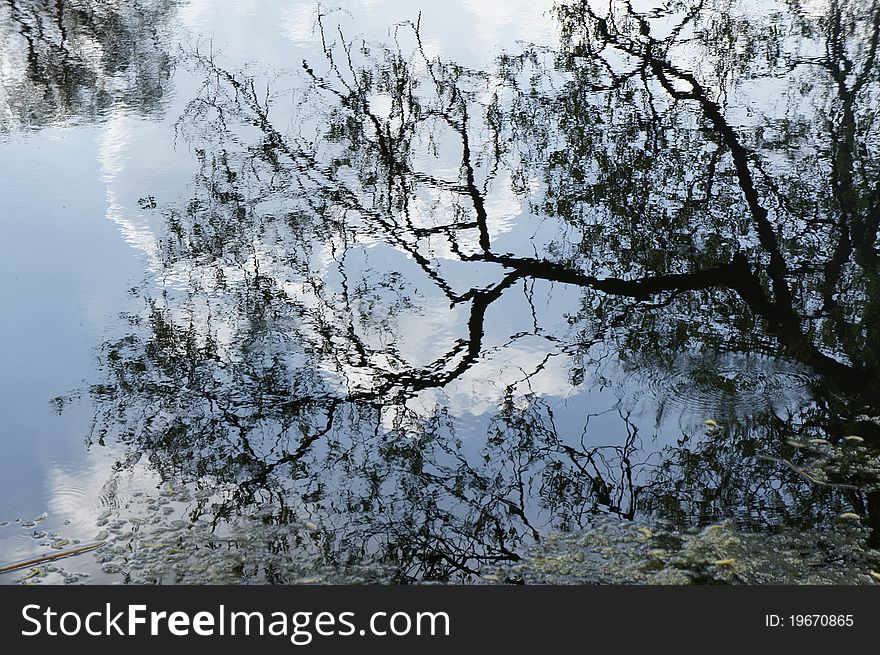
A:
[0, 452, 159, 583]
[617, 350, 815, 422]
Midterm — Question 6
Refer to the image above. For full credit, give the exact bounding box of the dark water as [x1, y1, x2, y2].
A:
[1, 0, 880, 584]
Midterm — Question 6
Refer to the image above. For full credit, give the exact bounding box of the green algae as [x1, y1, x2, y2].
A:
[497, 518, 880, 585]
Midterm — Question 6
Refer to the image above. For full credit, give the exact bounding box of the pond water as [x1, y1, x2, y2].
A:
[1, 0, 880, 584]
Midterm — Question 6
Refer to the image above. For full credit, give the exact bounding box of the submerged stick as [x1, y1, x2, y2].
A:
[0, 542, 103, 575]
[754, 455, 860, 490]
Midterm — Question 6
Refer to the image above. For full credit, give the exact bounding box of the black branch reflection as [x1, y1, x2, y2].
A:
[0, 0, 176, 129]
[71, 0, 880, 579]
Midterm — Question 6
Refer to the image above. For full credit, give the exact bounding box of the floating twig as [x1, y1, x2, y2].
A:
[0, 542, 103, 575]
[754, 455, 859, 490]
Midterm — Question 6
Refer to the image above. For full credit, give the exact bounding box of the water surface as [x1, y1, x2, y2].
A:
[2, 0, 880, 583]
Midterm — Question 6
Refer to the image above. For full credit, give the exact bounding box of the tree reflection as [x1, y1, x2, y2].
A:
[548, 0, 880, 545]
[0, 0, 176, 129]
[77, 0, 880, 579]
